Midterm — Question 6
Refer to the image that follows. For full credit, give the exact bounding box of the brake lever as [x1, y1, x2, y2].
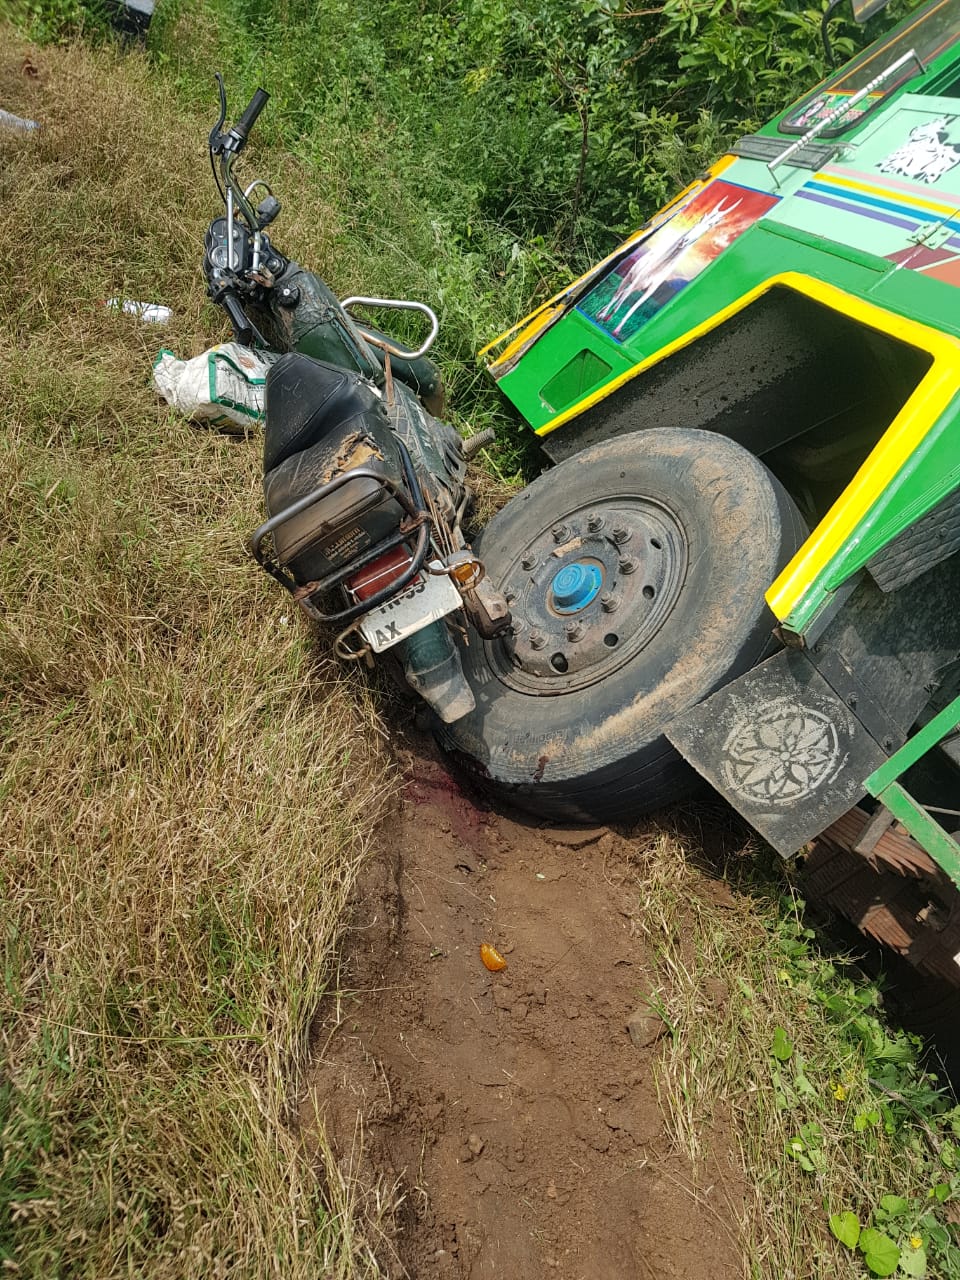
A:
[210, 71, 228, 154]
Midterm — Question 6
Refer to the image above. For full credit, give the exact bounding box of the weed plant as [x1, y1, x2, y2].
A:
[142, 0, 882, 255]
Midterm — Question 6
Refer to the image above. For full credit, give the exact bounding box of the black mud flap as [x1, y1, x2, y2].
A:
[665, 648, 888, 856]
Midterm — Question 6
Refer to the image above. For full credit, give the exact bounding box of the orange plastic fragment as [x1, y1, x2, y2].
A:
[480, 943, 507, 972]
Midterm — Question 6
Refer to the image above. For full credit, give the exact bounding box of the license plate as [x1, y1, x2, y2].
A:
[359, 571, 462, 652]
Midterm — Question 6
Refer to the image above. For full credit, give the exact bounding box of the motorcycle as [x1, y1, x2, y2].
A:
[202, 77, 511, 722]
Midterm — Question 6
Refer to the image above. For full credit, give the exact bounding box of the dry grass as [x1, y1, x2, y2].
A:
[464, 457, 522, 529]
[0, 34, 394, 1278]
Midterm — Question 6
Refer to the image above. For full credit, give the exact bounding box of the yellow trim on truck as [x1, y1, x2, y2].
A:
[765, 287, 960, 622]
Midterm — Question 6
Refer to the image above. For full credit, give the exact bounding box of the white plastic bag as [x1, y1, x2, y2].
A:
[153, 343, 279, 431]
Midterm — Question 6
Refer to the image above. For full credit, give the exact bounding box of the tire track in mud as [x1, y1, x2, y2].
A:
[306, 745, 746, 1279]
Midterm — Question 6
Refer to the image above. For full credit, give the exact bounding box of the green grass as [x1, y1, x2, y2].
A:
[139, 0, 569, 485]
[632, 819, 960, 1279]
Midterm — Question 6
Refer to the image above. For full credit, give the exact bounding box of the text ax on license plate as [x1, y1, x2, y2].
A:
[359, 572, 462, 652]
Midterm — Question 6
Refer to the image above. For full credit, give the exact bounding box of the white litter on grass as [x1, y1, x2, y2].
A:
[107, 297, 172, 325]
[0, 109, 40, 133]
[153, 343, 280, 431]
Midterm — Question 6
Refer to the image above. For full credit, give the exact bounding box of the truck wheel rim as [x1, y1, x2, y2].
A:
[488, 495, 688, 695]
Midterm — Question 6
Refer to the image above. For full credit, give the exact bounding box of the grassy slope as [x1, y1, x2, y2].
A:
[0, 36, 392, 1278]
[3, 18, 960, 1280]
[143, 0, 566, 483]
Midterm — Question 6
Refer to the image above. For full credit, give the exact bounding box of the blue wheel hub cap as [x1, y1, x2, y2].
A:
[550, 562, 602, 613]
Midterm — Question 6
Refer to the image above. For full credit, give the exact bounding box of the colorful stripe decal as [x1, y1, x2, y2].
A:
[831, 164, 960, 205]
[796, 168, 960, 240]
[480, 155, 739, 375]
[796, 188, 924, 234]
[800, 183, 960, 233]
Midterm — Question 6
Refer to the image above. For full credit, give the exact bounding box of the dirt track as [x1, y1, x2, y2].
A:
[306, 744, 746, 1279]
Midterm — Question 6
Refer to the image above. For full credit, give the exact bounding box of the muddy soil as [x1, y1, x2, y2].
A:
[306, 745, 746, 1280]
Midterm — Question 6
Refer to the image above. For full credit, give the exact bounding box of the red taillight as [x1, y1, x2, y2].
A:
[347, 546, 414, 602]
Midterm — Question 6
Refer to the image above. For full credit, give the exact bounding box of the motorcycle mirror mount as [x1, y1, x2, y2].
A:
[255, 195, 281, 230]
[242, 178, 282, 231]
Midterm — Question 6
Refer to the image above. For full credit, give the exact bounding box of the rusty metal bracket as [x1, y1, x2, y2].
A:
[853, 805, 896, 860]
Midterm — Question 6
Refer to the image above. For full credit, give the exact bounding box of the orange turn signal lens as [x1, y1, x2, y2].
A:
[480, 943, 507, 972]
[450, 558, 482, 587]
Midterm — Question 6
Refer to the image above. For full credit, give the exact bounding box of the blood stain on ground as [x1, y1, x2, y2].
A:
[306, 746, 746, 1279]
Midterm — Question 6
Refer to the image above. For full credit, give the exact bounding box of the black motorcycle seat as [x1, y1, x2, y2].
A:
[262, 355, 408, 586]
[263, 352, 390, 473]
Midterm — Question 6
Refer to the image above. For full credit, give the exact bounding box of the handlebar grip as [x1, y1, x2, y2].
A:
[233, 88, 270, 143]
[222, 290, 253, 344]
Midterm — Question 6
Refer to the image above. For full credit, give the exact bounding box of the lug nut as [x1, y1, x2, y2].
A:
[552, 523, 571, 543]
[586, 512, 604, 533]
[521, 554, 537, 571]
[529, 630, 547, 650]
[612, 525, 631, 545]
[600, 591, 621, 613]
[619, 556, 638, 575]
[505, 589, 517, 604]
[564, 620, 584, 642]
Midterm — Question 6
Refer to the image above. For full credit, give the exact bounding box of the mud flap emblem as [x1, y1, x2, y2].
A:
[666, 650, 887, 856]
[721, 699, 846, 805]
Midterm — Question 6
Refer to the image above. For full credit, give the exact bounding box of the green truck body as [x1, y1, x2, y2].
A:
[476, 0, 960, 975]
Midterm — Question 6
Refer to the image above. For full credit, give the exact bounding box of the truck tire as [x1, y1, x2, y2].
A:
[436, 428, 808, 823]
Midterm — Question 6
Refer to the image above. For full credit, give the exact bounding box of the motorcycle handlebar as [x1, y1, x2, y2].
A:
[222, 289, 254, 344]
[233, 88, 269, 145]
